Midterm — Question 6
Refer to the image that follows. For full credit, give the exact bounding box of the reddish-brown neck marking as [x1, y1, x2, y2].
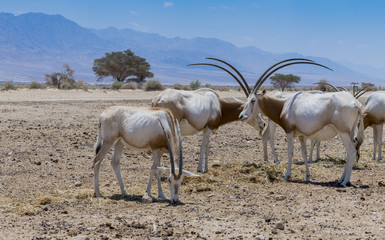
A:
[218, 99, 245, 127]
[259, 95, 289, 132]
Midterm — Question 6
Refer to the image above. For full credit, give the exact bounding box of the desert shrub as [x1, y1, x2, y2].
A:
[29, 81, 45, 89]
[111, 81, 123, 90]
[211, 86, 230, 92]
[190, 80, 201, 90]
[173, 83, 190, 90]
[2, 81, 17, 90]
[144, 80, 164, 91]
[121, 83, 137, 90]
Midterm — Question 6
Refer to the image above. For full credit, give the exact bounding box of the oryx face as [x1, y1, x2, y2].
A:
[168, 173, 184, 203]
[239, 93, 262, 121]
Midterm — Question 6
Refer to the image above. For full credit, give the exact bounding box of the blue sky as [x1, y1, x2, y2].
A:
[2, 0, 385, 68]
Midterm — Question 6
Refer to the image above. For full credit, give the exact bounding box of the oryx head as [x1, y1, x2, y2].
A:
[188, 57, 266, 134]
[159, 119, 198, 203]
[238, 58, 333, 121]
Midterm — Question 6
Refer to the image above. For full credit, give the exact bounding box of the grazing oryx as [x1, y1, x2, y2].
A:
[238, 58, 364, 187]
[152, 87, 265, 173]
[92, 106, 197, 203]
[363, 91, 385, 162]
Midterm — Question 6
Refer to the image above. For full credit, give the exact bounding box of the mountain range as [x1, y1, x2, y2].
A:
[0, 12, 384, 86]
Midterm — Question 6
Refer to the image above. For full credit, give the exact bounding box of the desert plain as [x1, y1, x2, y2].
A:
[0, 88, 384, 240]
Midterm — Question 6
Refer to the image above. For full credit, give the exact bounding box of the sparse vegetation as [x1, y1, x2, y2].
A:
[173, 83, 190, 90]
[29, 81, 45, 89]
[2, 81, 17, 90]
[144, 80, 164, 91]
[111, 81, 123, 90]
[121, 82, 137, 90]
[45, 64, 77, 89]
[190, 80, 201, 90]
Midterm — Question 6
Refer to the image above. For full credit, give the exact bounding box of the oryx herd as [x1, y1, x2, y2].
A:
[92, 58, 385, 203]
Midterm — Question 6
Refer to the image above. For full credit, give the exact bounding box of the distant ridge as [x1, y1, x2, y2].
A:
[0, 12, 384, 86]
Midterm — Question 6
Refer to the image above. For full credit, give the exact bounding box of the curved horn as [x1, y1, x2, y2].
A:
[187, 63, 250, 96]
[158, 119, 175, 175]
[354, 85, 370, 98]
[337, 86, 349, 92]
[252, 58, 315, 93]
[206, 57, 251, 94]
[314, 82, 340, 92]
[355, 86, 370, 99]
[253, 61, 333, 93]
[175, 119, 183, 175]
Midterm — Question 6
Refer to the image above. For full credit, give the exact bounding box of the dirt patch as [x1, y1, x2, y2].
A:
[0, 89, 385, 239]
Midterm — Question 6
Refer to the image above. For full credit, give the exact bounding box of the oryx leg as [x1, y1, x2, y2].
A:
[198, 127, 212, 173]
[309, 140, 316, 163]
[316, 140, 321, 161]
[262, 125, 270, 162]
[146, 149, 167, 200]
[268, 121, 279, 163]
[375, 124, 383, 162]
[111, 140, 129, 197]
[372, 126, 378, 160]
[93, 139, 116, 197]
[299, 136, 310, 182]
[284, 132, 294, 181]
[338, 133, 356, 186]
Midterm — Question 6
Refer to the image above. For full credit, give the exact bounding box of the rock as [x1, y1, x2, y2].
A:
[142, 195, 153, 203]
[276, 195, 286, 201]
[378, 181, 385, 187]
[275, 221, 285, 230]
[302, 211, 311, 218]
[255, 235, 265, 240]
[74, 181, 82, 187]
[69, 235, 89, 240]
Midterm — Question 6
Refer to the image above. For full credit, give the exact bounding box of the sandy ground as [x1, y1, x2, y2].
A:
[0, 89, 385, 240]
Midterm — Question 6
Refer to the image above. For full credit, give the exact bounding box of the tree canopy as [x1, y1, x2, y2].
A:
[270, 73, 301, 91]
[93, 49, 154, 84]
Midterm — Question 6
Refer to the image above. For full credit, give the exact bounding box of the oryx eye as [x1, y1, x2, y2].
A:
[251, 98, 256, 103]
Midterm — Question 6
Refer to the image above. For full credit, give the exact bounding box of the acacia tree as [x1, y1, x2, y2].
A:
[270, 73, 301, 91]
[93, 49, 154, 84]
[45, 64, 75, 89]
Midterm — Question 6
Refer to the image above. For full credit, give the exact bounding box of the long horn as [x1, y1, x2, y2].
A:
[253, 61, 333, 93]
[205, 57, 251, 95]
[175, 119, 183, 175]
[337, 87, 349, 92]
[354, 85, 370, 98]
[158, 119, 175, 175]
[187, 62, 249, 96]
[252, 58, 315, 93]
[314, 82, 340, 92]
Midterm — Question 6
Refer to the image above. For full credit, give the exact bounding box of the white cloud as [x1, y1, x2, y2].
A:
[164, 2, 173, 7]
[129, 10, 139, 15]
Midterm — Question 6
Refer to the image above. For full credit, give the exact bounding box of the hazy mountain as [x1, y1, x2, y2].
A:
[0, 12, 384, 86]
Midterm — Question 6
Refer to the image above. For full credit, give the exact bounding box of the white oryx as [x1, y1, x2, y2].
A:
[262, 90, 322, 164]
[238, 59, 364, 187]
[92, 106, 197, 203]
[188, 58, 324, 165]
[152, 87, 265, 173]
[363, 91, 385, 162]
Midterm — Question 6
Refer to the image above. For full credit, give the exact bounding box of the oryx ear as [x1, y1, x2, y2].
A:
[182, 170, 200, 177]
[157, 166, 170, 172]
[262, 88, 267, 95]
